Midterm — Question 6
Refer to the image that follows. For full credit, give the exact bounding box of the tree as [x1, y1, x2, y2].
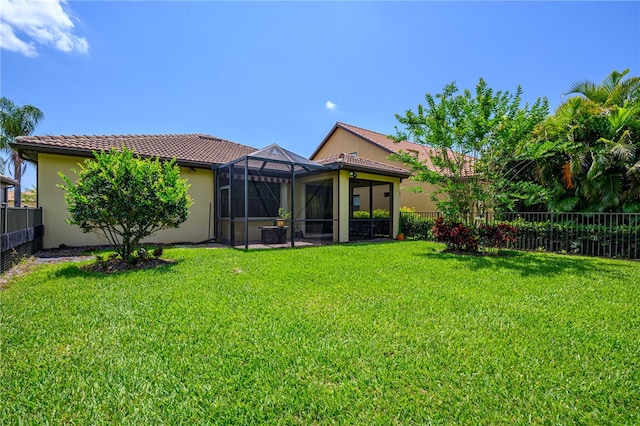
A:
[391, 78, 548, 223]
[566, 68, 640, 108]
[59, 148, 193, 263]
[523, 69, 640, 212]
[0, 97, 44, 207]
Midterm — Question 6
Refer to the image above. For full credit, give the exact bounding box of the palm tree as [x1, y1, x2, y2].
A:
[546, 70, 640, 211]
[566, 69, 640, 107]
[0, 97, 44, 207]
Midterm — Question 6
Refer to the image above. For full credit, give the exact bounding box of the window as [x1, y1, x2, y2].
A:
[353, 194, 361, 211]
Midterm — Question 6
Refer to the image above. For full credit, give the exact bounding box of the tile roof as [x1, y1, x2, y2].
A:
[336, 122, 443, 171]
[12, 134, 258, 167]
[316, 153, 411, 177]
[315, 122, 476, 177]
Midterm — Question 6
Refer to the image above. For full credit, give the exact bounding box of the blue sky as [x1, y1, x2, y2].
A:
[1, 1, 639, 190]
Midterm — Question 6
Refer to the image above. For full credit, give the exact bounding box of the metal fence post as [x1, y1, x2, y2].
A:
[549, 210, 555, 253]
[1, 202, 4, 273]
[2, 202, 6, 234]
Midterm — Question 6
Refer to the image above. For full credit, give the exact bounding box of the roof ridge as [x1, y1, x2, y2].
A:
[338, 122, 434, 153]
[27, 133, 214, 139]
[12, 133, 259, 166]
[338, 122, 390, 138]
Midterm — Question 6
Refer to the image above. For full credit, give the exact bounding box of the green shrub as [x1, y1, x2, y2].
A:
[59, 148, 192, 263]
[400, 212, 435, 240]
[373, 209, 390, 219]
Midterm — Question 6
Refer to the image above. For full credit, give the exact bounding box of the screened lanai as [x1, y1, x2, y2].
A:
[215, 144, 334, 249]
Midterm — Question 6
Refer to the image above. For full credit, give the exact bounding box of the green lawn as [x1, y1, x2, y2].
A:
[1, 241, 639, 424]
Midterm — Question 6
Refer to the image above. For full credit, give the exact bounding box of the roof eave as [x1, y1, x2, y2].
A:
[323, 162, 410, 179]
[309, 123, 340, 160]
[0, 175, 19, 186]
[9, 142, 220, 169]
[337, 123, 395, 155]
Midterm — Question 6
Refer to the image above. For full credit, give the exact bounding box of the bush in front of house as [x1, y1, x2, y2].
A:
[59, 147, 193, 265]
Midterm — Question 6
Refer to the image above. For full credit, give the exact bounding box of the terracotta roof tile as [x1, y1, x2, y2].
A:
[13, 133, 257, 167]
[316, 153, 411, 177]
[334, 122, 476, 176]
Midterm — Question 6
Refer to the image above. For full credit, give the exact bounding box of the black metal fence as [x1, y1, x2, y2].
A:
[1, 204, 44, 273]
[400, 211, 640, 260]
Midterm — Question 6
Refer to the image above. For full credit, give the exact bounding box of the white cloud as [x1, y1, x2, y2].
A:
[0, 0, 89, 57]
[0, 21, 38, 57]
[325, 100, 337, 111]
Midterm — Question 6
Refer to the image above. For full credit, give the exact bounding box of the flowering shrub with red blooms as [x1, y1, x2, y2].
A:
[478, 223, 518, 249]
[432, 217, 479, 252]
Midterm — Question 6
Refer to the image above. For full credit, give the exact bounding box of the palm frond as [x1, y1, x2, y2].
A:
[550, 196, 579, 212]
[565, 80, 597, 97]
[596, 172, 624, 209]
[561, 162, 574, 189]
[601, 131, 635, 162]
[586, 153, 605, 181]
[601, 69, 630, 93]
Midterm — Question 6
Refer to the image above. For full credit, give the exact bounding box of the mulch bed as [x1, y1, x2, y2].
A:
[0, 246, 181, 288]
[81, 257, 176, 274]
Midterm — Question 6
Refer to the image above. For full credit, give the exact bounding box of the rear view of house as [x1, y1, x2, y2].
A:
[12, 131, 409, 249]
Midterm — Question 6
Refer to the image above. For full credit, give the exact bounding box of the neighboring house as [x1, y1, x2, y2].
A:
[0, 175, 18, 205]
[7, 189, 37, 208]
[11, 133, 409, 249]
[311, 122, 447, 212]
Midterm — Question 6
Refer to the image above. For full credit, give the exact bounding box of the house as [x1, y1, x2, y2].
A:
[0, 175, 18, 205]
[311, 122, 443, 212]
[7, 189, 37, 208]
[11, 133, 409, 249]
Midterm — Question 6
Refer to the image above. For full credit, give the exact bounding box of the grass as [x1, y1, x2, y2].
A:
[1, 241, 639, 424]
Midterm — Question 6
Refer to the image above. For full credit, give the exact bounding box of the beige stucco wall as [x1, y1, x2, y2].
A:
[313, 128, 439, 211]
[38, 153, 214, 249]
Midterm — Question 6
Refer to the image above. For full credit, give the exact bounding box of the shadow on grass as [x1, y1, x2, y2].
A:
[415, 249, 636, 277]
[52, 259, 179, 279]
